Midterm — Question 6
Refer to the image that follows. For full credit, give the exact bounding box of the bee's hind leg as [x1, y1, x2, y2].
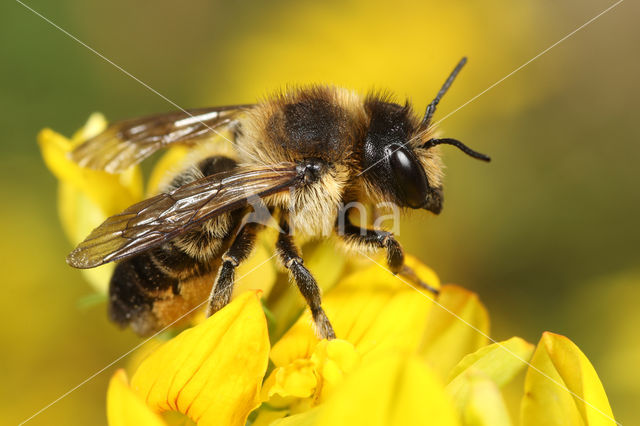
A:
[276, 220, 336, 340]
[206, 223, 261, 317]
[337, 217, 439, 295]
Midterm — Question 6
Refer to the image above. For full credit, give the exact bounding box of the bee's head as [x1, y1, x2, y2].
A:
[360, 58, 490, 214]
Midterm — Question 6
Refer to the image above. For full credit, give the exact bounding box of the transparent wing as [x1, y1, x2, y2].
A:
[67, 163, 297, 268]
[71, 105, 252, 173]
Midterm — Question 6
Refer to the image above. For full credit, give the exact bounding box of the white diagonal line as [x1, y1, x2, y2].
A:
[18, 253, 277, 425]
[356, 0, 625, 178]
[431, 0, 625, 127]
[362, 253, 621, 426]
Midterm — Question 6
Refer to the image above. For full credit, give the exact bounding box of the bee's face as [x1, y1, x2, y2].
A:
[362, 99, 444, 213]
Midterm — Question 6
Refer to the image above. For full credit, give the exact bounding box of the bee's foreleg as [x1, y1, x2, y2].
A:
[337, 217, 439, 295]
[339, 216, 405, 272]
[276, 220, 336, 340]
[206, 223, 261, 317]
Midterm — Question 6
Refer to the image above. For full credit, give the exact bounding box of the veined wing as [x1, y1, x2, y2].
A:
[67, 163, 297, 268]
[71, 105, 252, 173]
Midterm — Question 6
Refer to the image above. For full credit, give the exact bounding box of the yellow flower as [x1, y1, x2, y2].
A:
[90, 244, 614, 425]
[272, 353, 461, 426]
[418, 283, 490, 380]
[254, 256, 490, 424]
[263, 339, 359, 402]
[107, 291, 270, 426]
[107, 369, 165, 426]
[252, 255, 615, 425]
[521, 332, 616, 426]
[40, 118, 618, 425]
[39, 113, 143, 292]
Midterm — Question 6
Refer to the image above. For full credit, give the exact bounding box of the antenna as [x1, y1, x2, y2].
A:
[423, 138, 491, 162]
[421, 57, 467, 129]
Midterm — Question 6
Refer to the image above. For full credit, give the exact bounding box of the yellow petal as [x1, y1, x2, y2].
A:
[107, 369, 165, 426]
[57, 182, 114, 292]
[146, 137, 239, 196]
[418, 285, 490, 380]
[146, 144, 191, 195]
[521, 332, 616, 426]
[446, 338, 533, 426]
[448, 337, 534, 387]
[303, 240, 350, 293]
[40, 114, 143, 291]
[268, 359, 318, 399]
[263, 339, 358, 404]
[284, 353, 459, 426]
[251, 407, 293, 426]
[269, 407, 321, 426]
[130, 291, 270, 426]
[271, 255, 439, 368]
[39, 116, 143, 217]
[234, 229, 279, 298]
[71, 112, 108, 145]
[311, 339, 359, 389]
[454, 370, 512, 426]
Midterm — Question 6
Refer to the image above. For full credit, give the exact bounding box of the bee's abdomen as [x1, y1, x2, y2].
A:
[108, 155, 240, 336]
[108, 240, 225, 335]
[108, 250, 180, 334]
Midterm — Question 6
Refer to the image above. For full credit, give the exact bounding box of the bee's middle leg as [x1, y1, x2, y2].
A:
[337, 217, 439, 295]
[276, 220, 336, 340]
[206, 223, 261, 316]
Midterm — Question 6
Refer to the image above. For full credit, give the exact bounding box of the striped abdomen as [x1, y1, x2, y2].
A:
[108, 156, 242, 336]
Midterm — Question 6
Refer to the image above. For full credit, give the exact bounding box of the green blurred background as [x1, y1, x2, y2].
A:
[2, 0, 638, 424]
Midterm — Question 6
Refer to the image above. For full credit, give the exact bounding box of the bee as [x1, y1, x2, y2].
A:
[67, 57, 490, 339]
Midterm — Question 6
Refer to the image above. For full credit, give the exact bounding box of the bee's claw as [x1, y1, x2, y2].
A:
[399, 265, 440, 296]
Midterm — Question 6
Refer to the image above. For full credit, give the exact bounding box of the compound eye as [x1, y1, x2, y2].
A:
[388, 145, 429, 208]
